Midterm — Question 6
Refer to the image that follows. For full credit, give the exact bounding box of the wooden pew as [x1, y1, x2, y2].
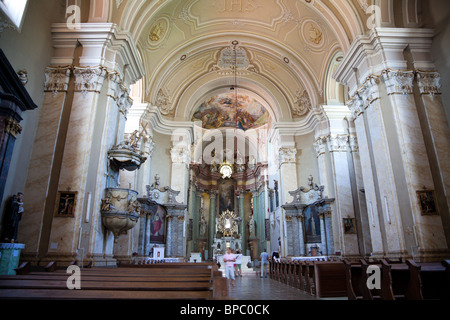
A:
[0, 263, 227, 300]
[313, 261, 347, 298]
[343, 259, 365, 300]
[380, 259, 411, 300]
[304, 261, 316, 295]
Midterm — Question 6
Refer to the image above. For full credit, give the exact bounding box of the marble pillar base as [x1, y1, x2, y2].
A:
[0, 243, 25, 275]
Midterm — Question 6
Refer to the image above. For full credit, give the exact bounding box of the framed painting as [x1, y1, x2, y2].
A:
[417, 190, 439, 216]
[343, 218, 356, 234]
[150, 205, 167, 244]
[54, 191, 77, 217]
[304, 205, 321, 243]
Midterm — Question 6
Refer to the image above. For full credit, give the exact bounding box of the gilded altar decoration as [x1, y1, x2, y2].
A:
[218, 210, 239, 237]
[219, 161, 233, 179]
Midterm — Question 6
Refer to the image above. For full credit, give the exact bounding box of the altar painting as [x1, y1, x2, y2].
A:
[218, 179, 235, 216]
[304, 205, 321, 243]
[150, 205, 167, 244]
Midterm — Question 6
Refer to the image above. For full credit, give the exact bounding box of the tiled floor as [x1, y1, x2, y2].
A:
[225, 272, 320, 300]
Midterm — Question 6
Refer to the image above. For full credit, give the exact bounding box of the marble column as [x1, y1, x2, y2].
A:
[359, 77, 409, 258]
[238, 193, 246, 253]
[324, 211, 334, 255]
[416, 71, 450, 249]
[297, 215, 306, 256]
[347, 96, 385, 257]
[319, 212, 326, 255]
[170, 143, 190, 204]
[20, 66, 71, 262]
[193, 191, 202, 252]
[326, 132, 359, 258]
[278, 147, 298, 205]
[382, 70, 448, 260]
[208, 191, 217, 259]
[166, 216, 173, 257]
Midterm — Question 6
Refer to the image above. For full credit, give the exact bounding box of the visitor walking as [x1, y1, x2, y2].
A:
[260, 248, 269, 278]
[223, 247, 236, 286]
[234, 250, 243, 277]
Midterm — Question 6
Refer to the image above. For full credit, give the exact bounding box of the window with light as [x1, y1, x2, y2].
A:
[0, 0, 28, 30]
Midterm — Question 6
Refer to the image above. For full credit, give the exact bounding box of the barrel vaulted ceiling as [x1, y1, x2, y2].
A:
[110, 0, 372, 124]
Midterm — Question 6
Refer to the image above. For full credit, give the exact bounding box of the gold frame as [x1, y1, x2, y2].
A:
[416, 190, 439, 216]
[54, 191, 77, 217]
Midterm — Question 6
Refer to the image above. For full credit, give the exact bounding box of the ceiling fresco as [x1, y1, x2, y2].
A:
[191, 93, 269, 131]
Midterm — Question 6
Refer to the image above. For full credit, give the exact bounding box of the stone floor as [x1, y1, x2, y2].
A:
[225, 271, 321, 300]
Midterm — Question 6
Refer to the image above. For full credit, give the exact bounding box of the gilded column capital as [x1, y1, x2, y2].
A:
[347, 96, 365, 120]
[44, 66, 71, 96]
[313, 137, 326, 158]
[359, 75, 381, 108]
[349, 135, 359, 153]
[382, 69, 415, 95]
[416, 71, 441, 96]
[279, 147, 297, 164]
[73, 66, 107, 95]
[170, 145, 191, 165]
[326, 134, 349, 153]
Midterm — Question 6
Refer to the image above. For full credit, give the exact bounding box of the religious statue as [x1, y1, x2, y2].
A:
[3, 192, 24, 243]
[101, 197, 115, 212]
[248, 214, 256, 238]
[199, 213, 207, 238]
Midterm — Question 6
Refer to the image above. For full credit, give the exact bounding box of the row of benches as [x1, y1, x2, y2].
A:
[0, 261, 229, 300]
[344, 259, 450, 300]
[268, 259, 347, 298]
[269, 258, 450, 300]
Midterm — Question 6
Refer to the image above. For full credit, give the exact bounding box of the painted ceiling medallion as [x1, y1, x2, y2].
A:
[299, 19, 326, 52]
[147, 16, 170, 49]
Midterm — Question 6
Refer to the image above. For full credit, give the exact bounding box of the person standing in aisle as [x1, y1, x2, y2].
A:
[260, 248, 269, 278]
[223, 247, 237, 287]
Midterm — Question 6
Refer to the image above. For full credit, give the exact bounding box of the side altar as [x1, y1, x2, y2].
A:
[282, 176, 335, 257]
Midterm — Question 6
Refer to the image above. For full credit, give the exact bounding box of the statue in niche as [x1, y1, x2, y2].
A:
[199, 212, 207, 238]
[248, 214, 256, 238]
[2, 192, 24, 243]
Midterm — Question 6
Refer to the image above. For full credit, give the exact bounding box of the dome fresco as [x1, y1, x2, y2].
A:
[192, 93, 269, 130]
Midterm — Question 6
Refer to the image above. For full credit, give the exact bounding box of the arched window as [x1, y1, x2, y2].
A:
[0, 0, 28, 30]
